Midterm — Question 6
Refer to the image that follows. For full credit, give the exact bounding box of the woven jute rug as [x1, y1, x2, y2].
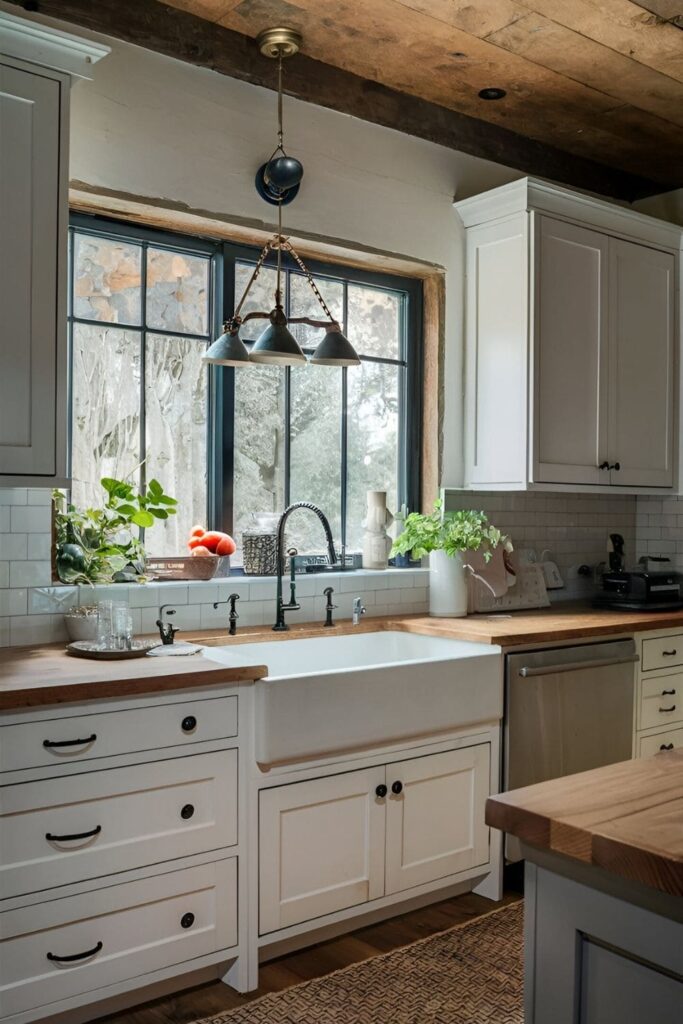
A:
[194, 901, 524, 1024]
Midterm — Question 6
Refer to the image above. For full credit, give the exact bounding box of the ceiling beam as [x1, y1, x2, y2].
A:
[6, 0, 673, 199]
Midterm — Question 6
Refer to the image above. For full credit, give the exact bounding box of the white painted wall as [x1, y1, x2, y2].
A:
[62, 31, 521, 487]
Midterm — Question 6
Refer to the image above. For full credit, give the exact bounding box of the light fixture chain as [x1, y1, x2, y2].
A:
[232, 239, 273, 322]
[277, 51, 284, 151]
[283, 241, 336, 322]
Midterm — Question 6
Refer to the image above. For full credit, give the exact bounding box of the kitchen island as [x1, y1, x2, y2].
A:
[486, 752, 683, 1023]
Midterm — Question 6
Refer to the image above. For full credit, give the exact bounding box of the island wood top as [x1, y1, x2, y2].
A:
[486, 751, 683, 897]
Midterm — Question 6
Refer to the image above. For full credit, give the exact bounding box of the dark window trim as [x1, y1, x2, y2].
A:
[68, 214, 423, 551]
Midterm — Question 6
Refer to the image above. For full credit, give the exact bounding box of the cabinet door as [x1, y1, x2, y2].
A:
[259, 767, 386, 935]
[608, 239, 675, 488]
[384, 746, 490, 896]
[0, 60, 67, 480]
[533, 216, 609, 485]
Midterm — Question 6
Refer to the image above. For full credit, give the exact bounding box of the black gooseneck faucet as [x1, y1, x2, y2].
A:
[273, 502, 337, 631]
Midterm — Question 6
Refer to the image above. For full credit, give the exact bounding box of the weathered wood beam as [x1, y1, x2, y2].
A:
[6, 0, 673, 199]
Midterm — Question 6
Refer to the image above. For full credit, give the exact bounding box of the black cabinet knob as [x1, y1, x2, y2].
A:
[181, 715, 197, 733]
[181, 803, 195, 820]
[391, 780, 403, 795]
[375, 784, 387, 798]
[181, 912, 195, 929]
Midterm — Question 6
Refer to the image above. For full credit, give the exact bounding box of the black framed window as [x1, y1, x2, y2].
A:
[68, 216, 422, 561]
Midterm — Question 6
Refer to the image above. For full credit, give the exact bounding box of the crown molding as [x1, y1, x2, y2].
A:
[0, 8, 109, 79]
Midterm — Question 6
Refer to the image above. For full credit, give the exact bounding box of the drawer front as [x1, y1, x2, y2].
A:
[0, 695, 237, 774]
[0, 750, 236, 900]
[0, 858, 236, 1019]
[641, 635, 683, 672]
[639, 727, 683, 757]
[640, 681, 683, 731]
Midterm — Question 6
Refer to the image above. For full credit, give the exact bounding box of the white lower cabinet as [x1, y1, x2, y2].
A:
[259, 744, 491, 935]
[259, 766, 386, 935]
[0, 749, 237, 900]
[384, 746, 490, 895]
[0, 858, 237, 1019]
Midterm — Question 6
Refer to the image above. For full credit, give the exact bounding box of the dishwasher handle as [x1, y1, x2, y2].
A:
[518, 654, 639, 677]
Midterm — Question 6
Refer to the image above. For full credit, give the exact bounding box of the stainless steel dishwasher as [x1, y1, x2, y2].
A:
[504, 638, 637, 860]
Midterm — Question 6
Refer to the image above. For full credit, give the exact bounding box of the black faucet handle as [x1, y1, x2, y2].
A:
[157, 606, 179, 645]
[228, 592, 241, 613]
[323, 585, 337, 627]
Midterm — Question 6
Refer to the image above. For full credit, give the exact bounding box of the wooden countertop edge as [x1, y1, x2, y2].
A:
[0, 663, 269, 711]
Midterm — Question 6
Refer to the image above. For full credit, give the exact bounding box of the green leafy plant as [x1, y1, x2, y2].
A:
[53, 476, 178, 584]
[391, 500, 506, 562]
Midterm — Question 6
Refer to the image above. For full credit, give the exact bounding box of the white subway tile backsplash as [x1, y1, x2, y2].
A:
[0, 489, 27, 505]
[0, 588, 27, 616]
[29, 586, 78, 614]
[10, 505, 51, 533]
[0, 508, 9, 533]
[0, 563, 8, 589]
[26, 489, 53, 505]
[0, 534, 28, 560]
[9, 561, 52, 588]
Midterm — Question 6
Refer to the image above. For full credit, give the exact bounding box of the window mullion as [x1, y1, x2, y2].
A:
[284, 270, 291, 508]
[340, 282, 349, 557]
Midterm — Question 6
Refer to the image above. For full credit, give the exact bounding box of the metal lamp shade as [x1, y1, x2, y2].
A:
[203, 326, 251, 366]
[310, 326, 361, 366]
[249, 309, 307, 365]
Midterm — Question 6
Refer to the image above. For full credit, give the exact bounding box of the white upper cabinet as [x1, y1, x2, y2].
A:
[0, 12, 108, 486]
[456, 178, 680, 493]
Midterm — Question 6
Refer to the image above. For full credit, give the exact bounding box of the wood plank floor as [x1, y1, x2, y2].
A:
[102, 889, 522, 1024]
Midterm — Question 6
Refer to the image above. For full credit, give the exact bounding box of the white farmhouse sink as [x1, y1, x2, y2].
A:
[202, 630, 503, 766]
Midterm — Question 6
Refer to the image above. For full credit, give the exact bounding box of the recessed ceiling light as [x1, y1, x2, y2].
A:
[478, 87, 506, 100]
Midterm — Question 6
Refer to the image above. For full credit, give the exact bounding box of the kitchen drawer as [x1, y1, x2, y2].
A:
[641, 635, 683, 672]
[0, 695, 237, 774]
[0, 858, 236, 1019]
[640, 683, 682, 731]
[638, 727, 683, 758]
[0, 750, 236, 900]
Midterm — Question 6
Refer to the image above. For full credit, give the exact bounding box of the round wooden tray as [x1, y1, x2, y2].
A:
[66, 640, 161, 660]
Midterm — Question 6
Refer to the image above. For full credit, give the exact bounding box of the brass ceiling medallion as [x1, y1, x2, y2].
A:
[256, 26, 302, 59]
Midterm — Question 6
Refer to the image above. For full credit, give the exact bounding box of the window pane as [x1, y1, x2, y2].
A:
[71, 324, 141, 511]
[235, 261, 278, 340]
[143, 334, 208, 556]
[289, 271, 344, 352]
[347, 283, 402, 360]
[233, 366, 286, 562]
[346, 361, 401, 552]
[289, 364, 342, 552]
[73, 234, 142, 324]
[146, 248, 210, 335]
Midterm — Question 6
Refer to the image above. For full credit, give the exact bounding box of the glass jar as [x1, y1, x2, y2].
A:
[242, 512, 280, 576]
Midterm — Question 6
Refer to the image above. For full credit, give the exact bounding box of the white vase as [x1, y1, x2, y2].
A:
[429, 549, 468, 617]
[362, 490, 394, 570]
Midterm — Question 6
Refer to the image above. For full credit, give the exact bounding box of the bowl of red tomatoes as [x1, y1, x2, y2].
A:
[145, 525, 237, 581]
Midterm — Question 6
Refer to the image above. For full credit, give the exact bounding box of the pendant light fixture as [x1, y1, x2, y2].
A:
[203, 27, 360, 369]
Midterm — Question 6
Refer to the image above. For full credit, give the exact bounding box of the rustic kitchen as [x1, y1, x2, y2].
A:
[0, 2, 682, 1023]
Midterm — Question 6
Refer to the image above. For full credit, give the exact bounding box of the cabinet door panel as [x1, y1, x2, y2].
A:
[534, 217, 609, 485]
[608, 240, 674, 488]
[385, 746, 490, 895]
[259, 768, 386, 935]
[0, 61, 65, 478]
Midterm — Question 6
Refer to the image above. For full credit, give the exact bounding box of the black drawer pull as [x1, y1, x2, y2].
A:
[662, 650, 677, 657]
[46, 825, 102, 843]
[391, 780, 403, 795]
[181, 803, 195, 820]
[181, 912, 195, 929]
[181, 715, 197, 733]
[662, 689, 676, 696]
[659, 705, 677, 713]
[43, 734, 97, 749]
[660, 743, 675, 751]
[47, 940, 103, 964]
[375, 784, 388, 798]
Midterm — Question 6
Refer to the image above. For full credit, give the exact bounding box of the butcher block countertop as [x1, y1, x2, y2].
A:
[0, 645, 269, 711]
[397, 603, 683, 646]
[3, 601, 683, 711]
[486, 751, 683, 897]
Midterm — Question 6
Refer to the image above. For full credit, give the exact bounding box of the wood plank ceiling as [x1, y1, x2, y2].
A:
[162, 0, 683, 193]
